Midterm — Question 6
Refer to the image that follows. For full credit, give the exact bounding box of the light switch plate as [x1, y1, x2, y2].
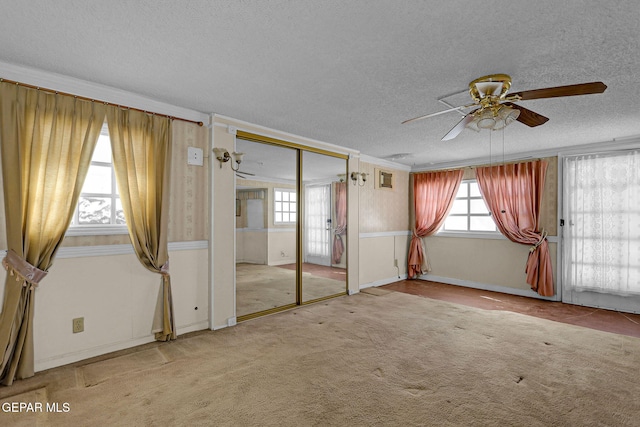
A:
[187, 147, 203, 166]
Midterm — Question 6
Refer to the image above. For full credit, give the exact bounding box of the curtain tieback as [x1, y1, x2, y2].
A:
[2, 249, 47, 290]
[530, 229, 548, 253]
[159, 260, 170, 277]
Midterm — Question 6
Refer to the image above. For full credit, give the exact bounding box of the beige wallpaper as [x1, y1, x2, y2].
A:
[62, 120, 209, 247]
[541, 157, 558, 236]
[167, 120, 209, 242]
[358, 162, 410, 233]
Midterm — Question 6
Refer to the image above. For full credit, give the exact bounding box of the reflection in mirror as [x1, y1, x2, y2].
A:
[235, 139, 297, 318]
[302, 151, 348, 302]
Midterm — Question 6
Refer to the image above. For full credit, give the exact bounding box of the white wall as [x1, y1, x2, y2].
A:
[267, 230, 297, 266]
[359, 233, 410, 287]
[0, 245, 209, 372]
[236, 229, 268, 264]
[421, 236, 558, 299]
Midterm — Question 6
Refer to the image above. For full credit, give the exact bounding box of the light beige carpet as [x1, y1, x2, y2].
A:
[1, 291, 639, 426]
[236, 263, 346, 317]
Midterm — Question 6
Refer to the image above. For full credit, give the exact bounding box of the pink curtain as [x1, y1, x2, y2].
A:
[408, 170, 463, 279]
[475, 161, 554, 296]
[332, 181, 347, 264]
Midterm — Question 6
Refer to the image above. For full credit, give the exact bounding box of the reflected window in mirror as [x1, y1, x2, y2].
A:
[274, 188, 297, 224]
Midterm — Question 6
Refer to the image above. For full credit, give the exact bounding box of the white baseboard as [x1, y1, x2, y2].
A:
[419, 274, 560, 301]
[268, 260, 296, 266]
[236, 259, 267, 264]
[213, 323, 230, 330]
[179, 320, 211, 335]
[35, 320, 209, 372]
[360, 274, 408, 289]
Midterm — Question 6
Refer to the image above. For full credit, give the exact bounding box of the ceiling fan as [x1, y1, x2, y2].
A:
[402, 74, 607, 141]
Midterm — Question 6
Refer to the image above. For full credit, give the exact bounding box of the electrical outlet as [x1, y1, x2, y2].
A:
[72, 317, 84, 333]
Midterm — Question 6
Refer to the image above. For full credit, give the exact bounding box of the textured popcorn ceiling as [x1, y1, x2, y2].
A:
[1, 0, 639, 168]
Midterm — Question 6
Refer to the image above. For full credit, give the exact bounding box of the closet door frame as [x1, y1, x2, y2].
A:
[235, 131, 348, 322]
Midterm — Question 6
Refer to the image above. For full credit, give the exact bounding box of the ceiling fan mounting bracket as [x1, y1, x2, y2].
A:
[468, 74, 512, 102]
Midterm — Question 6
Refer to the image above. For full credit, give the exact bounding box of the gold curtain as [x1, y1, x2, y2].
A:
[0, 82, 105, 385]
[106, 108, 175, 342]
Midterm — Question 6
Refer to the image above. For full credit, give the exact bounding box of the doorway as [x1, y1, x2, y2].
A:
[304, 184, 332, 266]
[561, 150, 640, 313]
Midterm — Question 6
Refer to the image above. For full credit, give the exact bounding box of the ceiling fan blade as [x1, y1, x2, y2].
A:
[510, 81, 607, 101]
[441, 111, 478, 141]
[503, 102, 549, 127]
[402, 103, 477, 124]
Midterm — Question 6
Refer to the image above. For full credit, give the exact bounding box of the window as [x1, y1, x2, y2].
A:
[69, 123, 126, 231]
[274, 189, 297, 224]
[441, 180, 496, 232]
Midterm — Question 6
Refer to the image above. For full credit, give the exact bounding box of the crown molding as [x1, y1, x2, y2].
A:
[411, 135, 640, 172]
[0, 61, 209, 124]
[358, 154, 412, 172]
[211, 113, 360, 157]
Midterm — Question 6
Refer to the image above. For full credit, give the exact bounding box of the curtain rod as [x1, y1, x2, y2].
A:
[0, 78, 204, 127]
[411, 157, 546, 174]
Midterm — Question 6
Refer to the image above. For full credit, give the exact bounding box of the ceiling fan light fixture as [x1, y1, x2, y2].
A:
[477, 118, 495, 129]
[497, 105, 520, 121]
[465, 116, 481, 132]
[493, 118, 507, 131]
[491, 105, 521, 130]
[476, 109, 496, 129]
[504, 107, 520, 125]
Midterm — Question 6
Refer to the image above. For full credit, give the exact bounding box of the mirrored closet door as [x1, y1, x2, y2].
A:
[302, 151, 348, 303]
[235, 133, 348, 321]
[235, 138, 297, 318]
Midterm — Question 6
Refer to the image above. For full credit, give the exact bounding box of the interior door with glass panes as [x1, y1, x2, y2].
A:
[304, 184, 332, 266]
[562, 151, 640, 313]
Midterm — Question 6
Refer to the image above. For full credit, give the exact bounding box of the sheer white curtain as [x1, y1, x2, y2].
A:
[563, 150, 640, 295]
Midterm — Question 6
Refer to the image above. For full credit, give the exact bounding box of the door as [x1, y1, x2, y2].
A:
[562, 150, 640, 313]
[304, 184, 332, 266]
[235, 139, 297, 318]
[302, 151, 348, 303]
[234, 132, 348, 320]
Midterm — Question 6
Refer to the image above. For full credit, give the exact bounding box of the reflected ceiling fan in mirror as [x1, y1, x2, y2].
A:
[235, 170, 255, 179]
[402, 74, 607, 141]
